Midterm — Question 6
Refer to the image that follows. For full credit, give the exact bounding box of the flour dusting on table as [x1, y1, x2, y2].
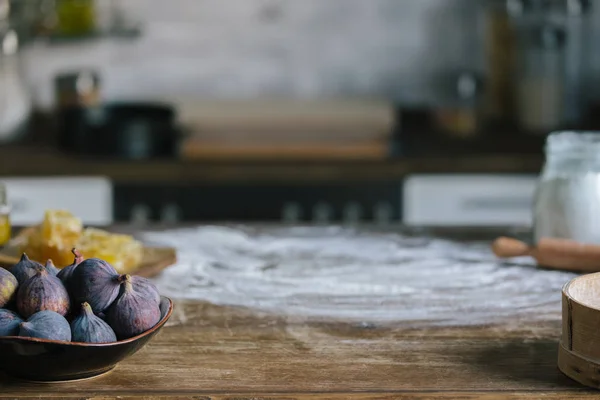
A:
[141, 226, 576, 326]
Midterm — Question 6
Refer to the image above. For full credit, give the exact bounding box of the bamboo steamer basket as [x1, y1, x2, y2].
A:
[558, 272, 600, 388]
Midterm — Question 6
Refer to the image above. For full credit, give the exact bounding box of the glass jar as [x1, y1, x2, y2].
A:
[533, 131, 600, 244]
[433, 71, 483, 138]
[0, 183, 10, 246]
[516, 24, 566, 133]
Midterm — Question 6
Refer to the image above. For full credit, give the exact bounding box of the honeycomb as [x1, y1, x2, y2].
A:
[76, 228, 143, 273]
[19, 210, 143, 273]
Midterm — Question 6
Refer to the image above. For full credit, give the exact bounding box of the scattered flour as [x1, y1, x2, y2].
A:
[140, 225, 576, 326]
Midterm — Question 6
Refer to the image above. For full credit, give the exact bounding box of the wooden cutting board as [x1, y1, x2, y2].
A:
[0, 227, 177, 278]
[170, 98, 396, 133]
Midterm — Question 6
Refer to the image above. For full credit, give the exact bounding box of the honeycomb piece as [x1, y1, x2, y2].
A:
[20, 210, 84, 267]
[77, 228, 143, 273]
[21, 228, 43, 262]
[41, 209, 82, 247]
[19, 210, 144, 272]
[20, 226, 81, 267]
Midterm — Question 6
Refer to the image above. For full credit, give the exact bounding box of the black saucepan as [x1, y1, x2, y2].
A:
[57, 102, 180, 160]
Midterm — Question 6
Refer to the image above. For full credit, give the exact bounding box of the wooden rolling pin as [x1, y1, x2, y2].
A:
[492, 236, 600, 273]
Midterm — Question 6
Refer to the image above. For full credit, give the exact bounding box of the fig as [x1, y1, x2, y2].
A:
[19, 310, 71, 341]
[0, 309, 23, 336]
[124, 274, 160, 305]
[57, 248, 84, 291]
[16, 268, 70, 318]
[70, 302, 117, 343]
[45, 259, 60, 276]
[0, 268, 18, 307]
[71, 258, 121, 313]
[10, 253, 44, 285]
[106, 275, 161, 339]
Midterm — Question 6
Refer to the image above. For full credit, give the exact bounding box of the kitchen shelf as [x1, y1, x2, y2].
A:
[0, 145, 544, 184]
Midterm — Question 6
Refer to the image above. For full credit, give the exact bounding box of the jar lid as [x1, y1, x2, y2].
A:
[546, 131, 600, 155]
[487, 0, 525, 14]
[0, 204, 10, 215]
[0, 29, 18, 56]
[456, 73, 482, 100]
[435, 70, 483, 105]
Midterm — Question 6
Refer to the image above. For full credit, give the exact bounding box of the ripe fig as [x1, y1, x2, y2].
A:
[19, 310, 71, 341]
[45, 259, 60, 276]
[0, 268, 18, 308]
[71, 258, 121, 313]
[0, 309, 23, 336]
[16, 268, 70, 318]
[122, 274, 160, 305]
[10, 253, 44, 285]
[57, 248, 84, 291]
[106, 275, 161, 339]
[71, 302, 117, 343]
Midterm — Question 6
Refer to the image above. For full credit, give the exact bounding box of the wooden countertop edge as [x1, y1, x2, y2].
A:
[0, 390, 594, 399]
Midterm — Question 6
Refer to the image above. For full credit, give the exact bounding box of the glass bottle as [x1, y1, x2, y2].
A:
[0, 28, 31, 143]
[516, 24, 566, 133]
[484, 0, 519, 122]
[433, 71, 483, 138]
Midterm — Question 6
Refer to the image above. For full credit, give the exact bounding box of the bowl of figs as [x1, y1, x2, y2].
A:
[0, 249, 173, 382]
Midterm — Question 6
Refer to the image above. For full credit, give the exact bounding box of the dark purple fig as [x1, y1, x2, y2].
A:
[120, 274, 160, 305]
[57, 248, 84, 291]
[44, 259, 60, 276]
[70, 302, 116, 343]
[106, 275, 161, 339]
[10, 253, 44, 285]
[19, 310, 71, 341]
[16, 268, 70, 318]
[71, 258, 120, 313]
[0, 309, 23, 336]
[0, 268, 17, 308]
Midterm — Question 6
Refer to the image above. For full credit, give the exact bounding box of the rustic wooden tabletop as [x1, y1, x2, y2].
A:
[0, 225, 594, 399]
[0, 299, 594, 399]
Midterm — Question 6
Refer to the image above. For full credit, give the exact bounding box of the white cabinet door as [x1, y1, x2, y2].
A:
[0, 177, 113, 226]
[403, 174, 538, 226]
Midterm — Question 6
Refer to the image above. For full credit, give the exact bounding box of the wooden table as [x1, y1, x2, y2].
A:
[0, 226, 595, 399]
[0, 300, 594, 399]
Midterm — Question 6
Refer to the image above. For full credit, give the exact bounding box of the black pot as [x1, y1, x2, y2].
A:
[57, 102, 180, 160]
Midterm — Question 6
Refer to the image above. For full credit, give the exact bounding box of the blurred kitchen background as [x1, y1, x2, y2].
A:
[0, 0, 596, 227]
